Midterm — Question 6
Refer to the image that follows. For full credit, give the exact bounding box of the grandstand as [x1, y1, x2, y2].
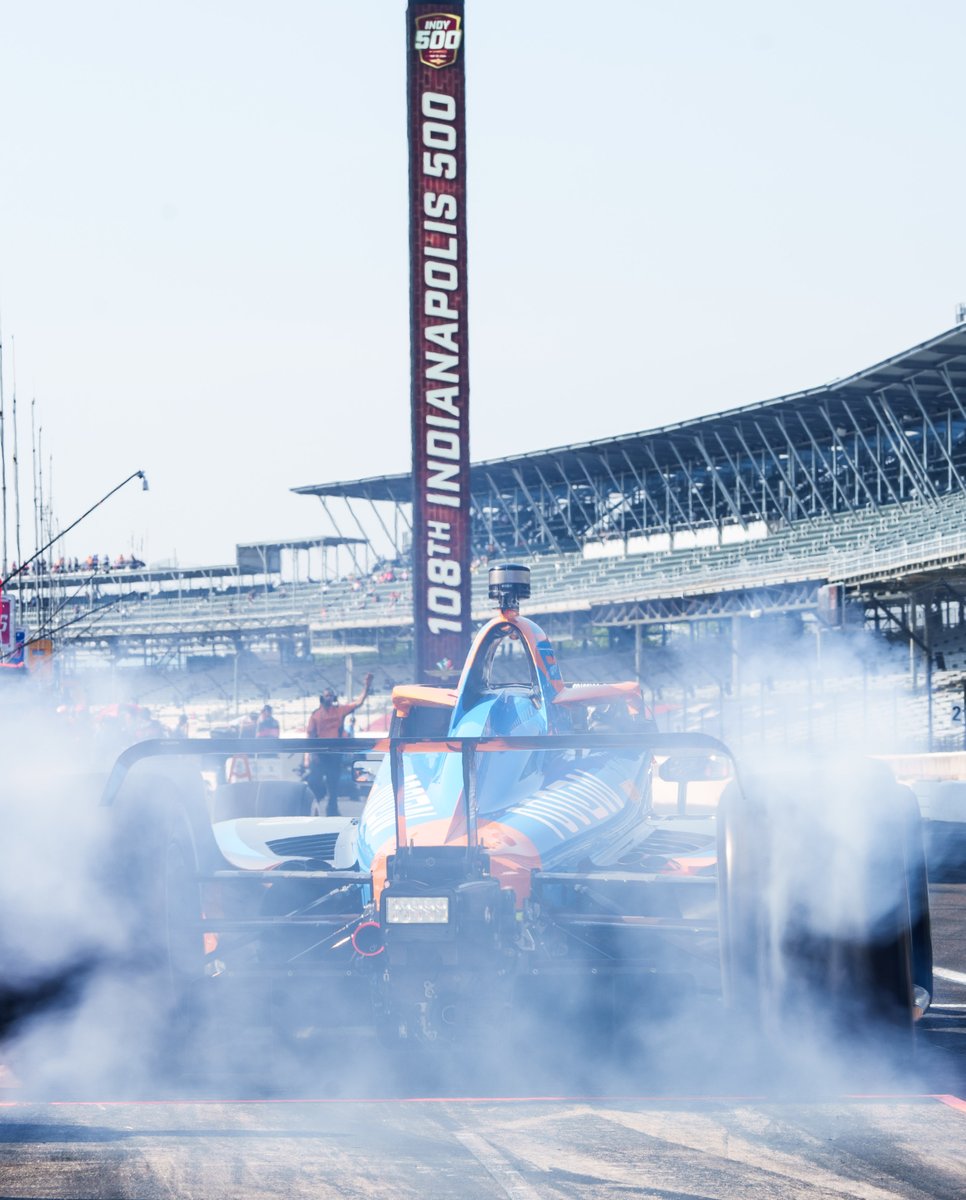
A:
[15, 323, 966, 755]
[296, 323, 966, 556]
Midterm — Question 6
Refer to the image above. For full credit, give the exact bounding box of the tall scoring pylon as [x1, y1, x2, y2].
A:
[407, 1, 471, 684]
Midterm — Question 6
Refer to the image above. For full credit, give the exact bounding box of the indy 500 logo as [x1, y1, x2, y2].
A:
[414, 13, 462, 69]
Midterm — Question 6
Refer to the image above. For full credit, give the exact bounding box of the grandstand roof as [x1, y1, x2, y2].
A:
[236, 536, 367, 553]
[292, 323, 966, 504]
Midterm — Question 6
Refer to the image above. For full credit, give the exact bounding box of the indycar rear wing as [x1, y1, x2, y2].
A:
[101, 731, 736, 845]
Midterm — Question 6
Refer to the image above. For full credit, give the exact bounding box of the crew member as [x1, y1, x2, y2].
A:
[256, 704, 280, 738]
[304, 673, 373, 816]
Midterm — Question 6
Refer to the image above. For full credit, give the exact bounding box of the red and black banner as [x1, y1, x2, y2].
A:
[407, 1, 471, 684]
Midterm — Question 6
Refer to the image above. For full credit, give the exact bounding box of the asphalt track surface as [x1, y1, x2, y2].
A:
[1, 881, 965, 1197]
[0, 1094, 965, 1199]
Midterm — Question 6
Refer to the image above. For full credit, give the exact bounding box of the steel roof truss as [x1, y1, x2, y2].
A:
[939, 364, 966, 427]
[667, 440, 716, 529]
[838, 399, 903, 509]
[794, 411, 853, 513]
[574, 457, 624, 541]
[753, 419, 815, 524]
[343, 497, 378, 575]
[862, 393, 919, 502]
[692, 434, 747, 530]
[907, 380, 966, 494]
[868, 390, 940, 503]
[475, 476, 500, 550]
[365, 496, 407, 560]
[814, 407, 879, 513]
[732, 425, 789, 524]
[511, 466, 564, 555]
[711, 432, 766, 524]
[619, 449, 672, 536]
[553, 458, 599, 537]
[532, 461, 583, 549]
[484, 470, 526, 550]
[598, 452, 649, 540]
[772, 415, 834, 520]
[574, 458, 611, 538]
[881, 386, 938, 496]
[318, 497, 365, 578]
[644, 446, 692, 529]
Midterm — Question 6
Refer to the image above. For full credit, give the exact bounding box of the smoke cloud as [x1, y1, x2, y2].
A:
[0, 650, 942, 1105]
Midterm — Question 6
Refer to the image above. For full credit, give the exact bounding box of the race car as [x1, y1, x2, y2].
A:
[102, 564, 933, 1051]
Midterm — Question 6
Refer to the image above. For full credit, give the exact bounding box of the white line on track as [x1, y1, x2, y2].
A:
[454, 1130, 543, 1200]
[934, 966, 966, 987]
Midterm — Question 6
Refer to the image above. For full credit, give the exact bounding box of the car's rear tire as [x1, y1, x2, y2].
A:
[107, 770, 213, 1078]
[718, 758, 926, 1051]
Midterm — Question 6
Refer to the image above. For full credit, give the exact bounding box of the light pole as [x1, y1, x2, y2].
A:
[2, 470, 148, 658]
[1, 469, 148, 591]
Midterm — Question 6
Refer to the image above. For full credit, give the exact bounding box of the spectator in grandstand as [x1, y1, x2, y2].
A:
[304, 673, 374, 816]
[239, 710, 259, 738]
[256, 704, 280, 738]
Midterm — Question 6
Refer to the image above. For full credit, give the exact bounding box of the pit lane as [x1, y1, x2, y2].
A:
[1, 881, 965, 1197]
[0, 1095, 964, 1198]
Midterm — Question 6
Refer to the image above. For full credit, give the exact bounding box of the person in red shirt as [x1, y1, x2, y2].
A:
[256, 704, 280, 737]
[305, 673, 373, 815]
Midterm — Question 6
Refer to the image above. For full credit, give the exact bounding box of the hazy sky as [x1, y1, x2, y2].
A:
[1, 1, 965, 567]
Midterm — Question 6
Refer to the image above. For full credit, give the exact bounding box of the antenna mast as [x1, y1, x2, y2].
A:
[0, 314, 7, 577]
[11, 337, 22, 629]
[31, 399, 39, 566]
